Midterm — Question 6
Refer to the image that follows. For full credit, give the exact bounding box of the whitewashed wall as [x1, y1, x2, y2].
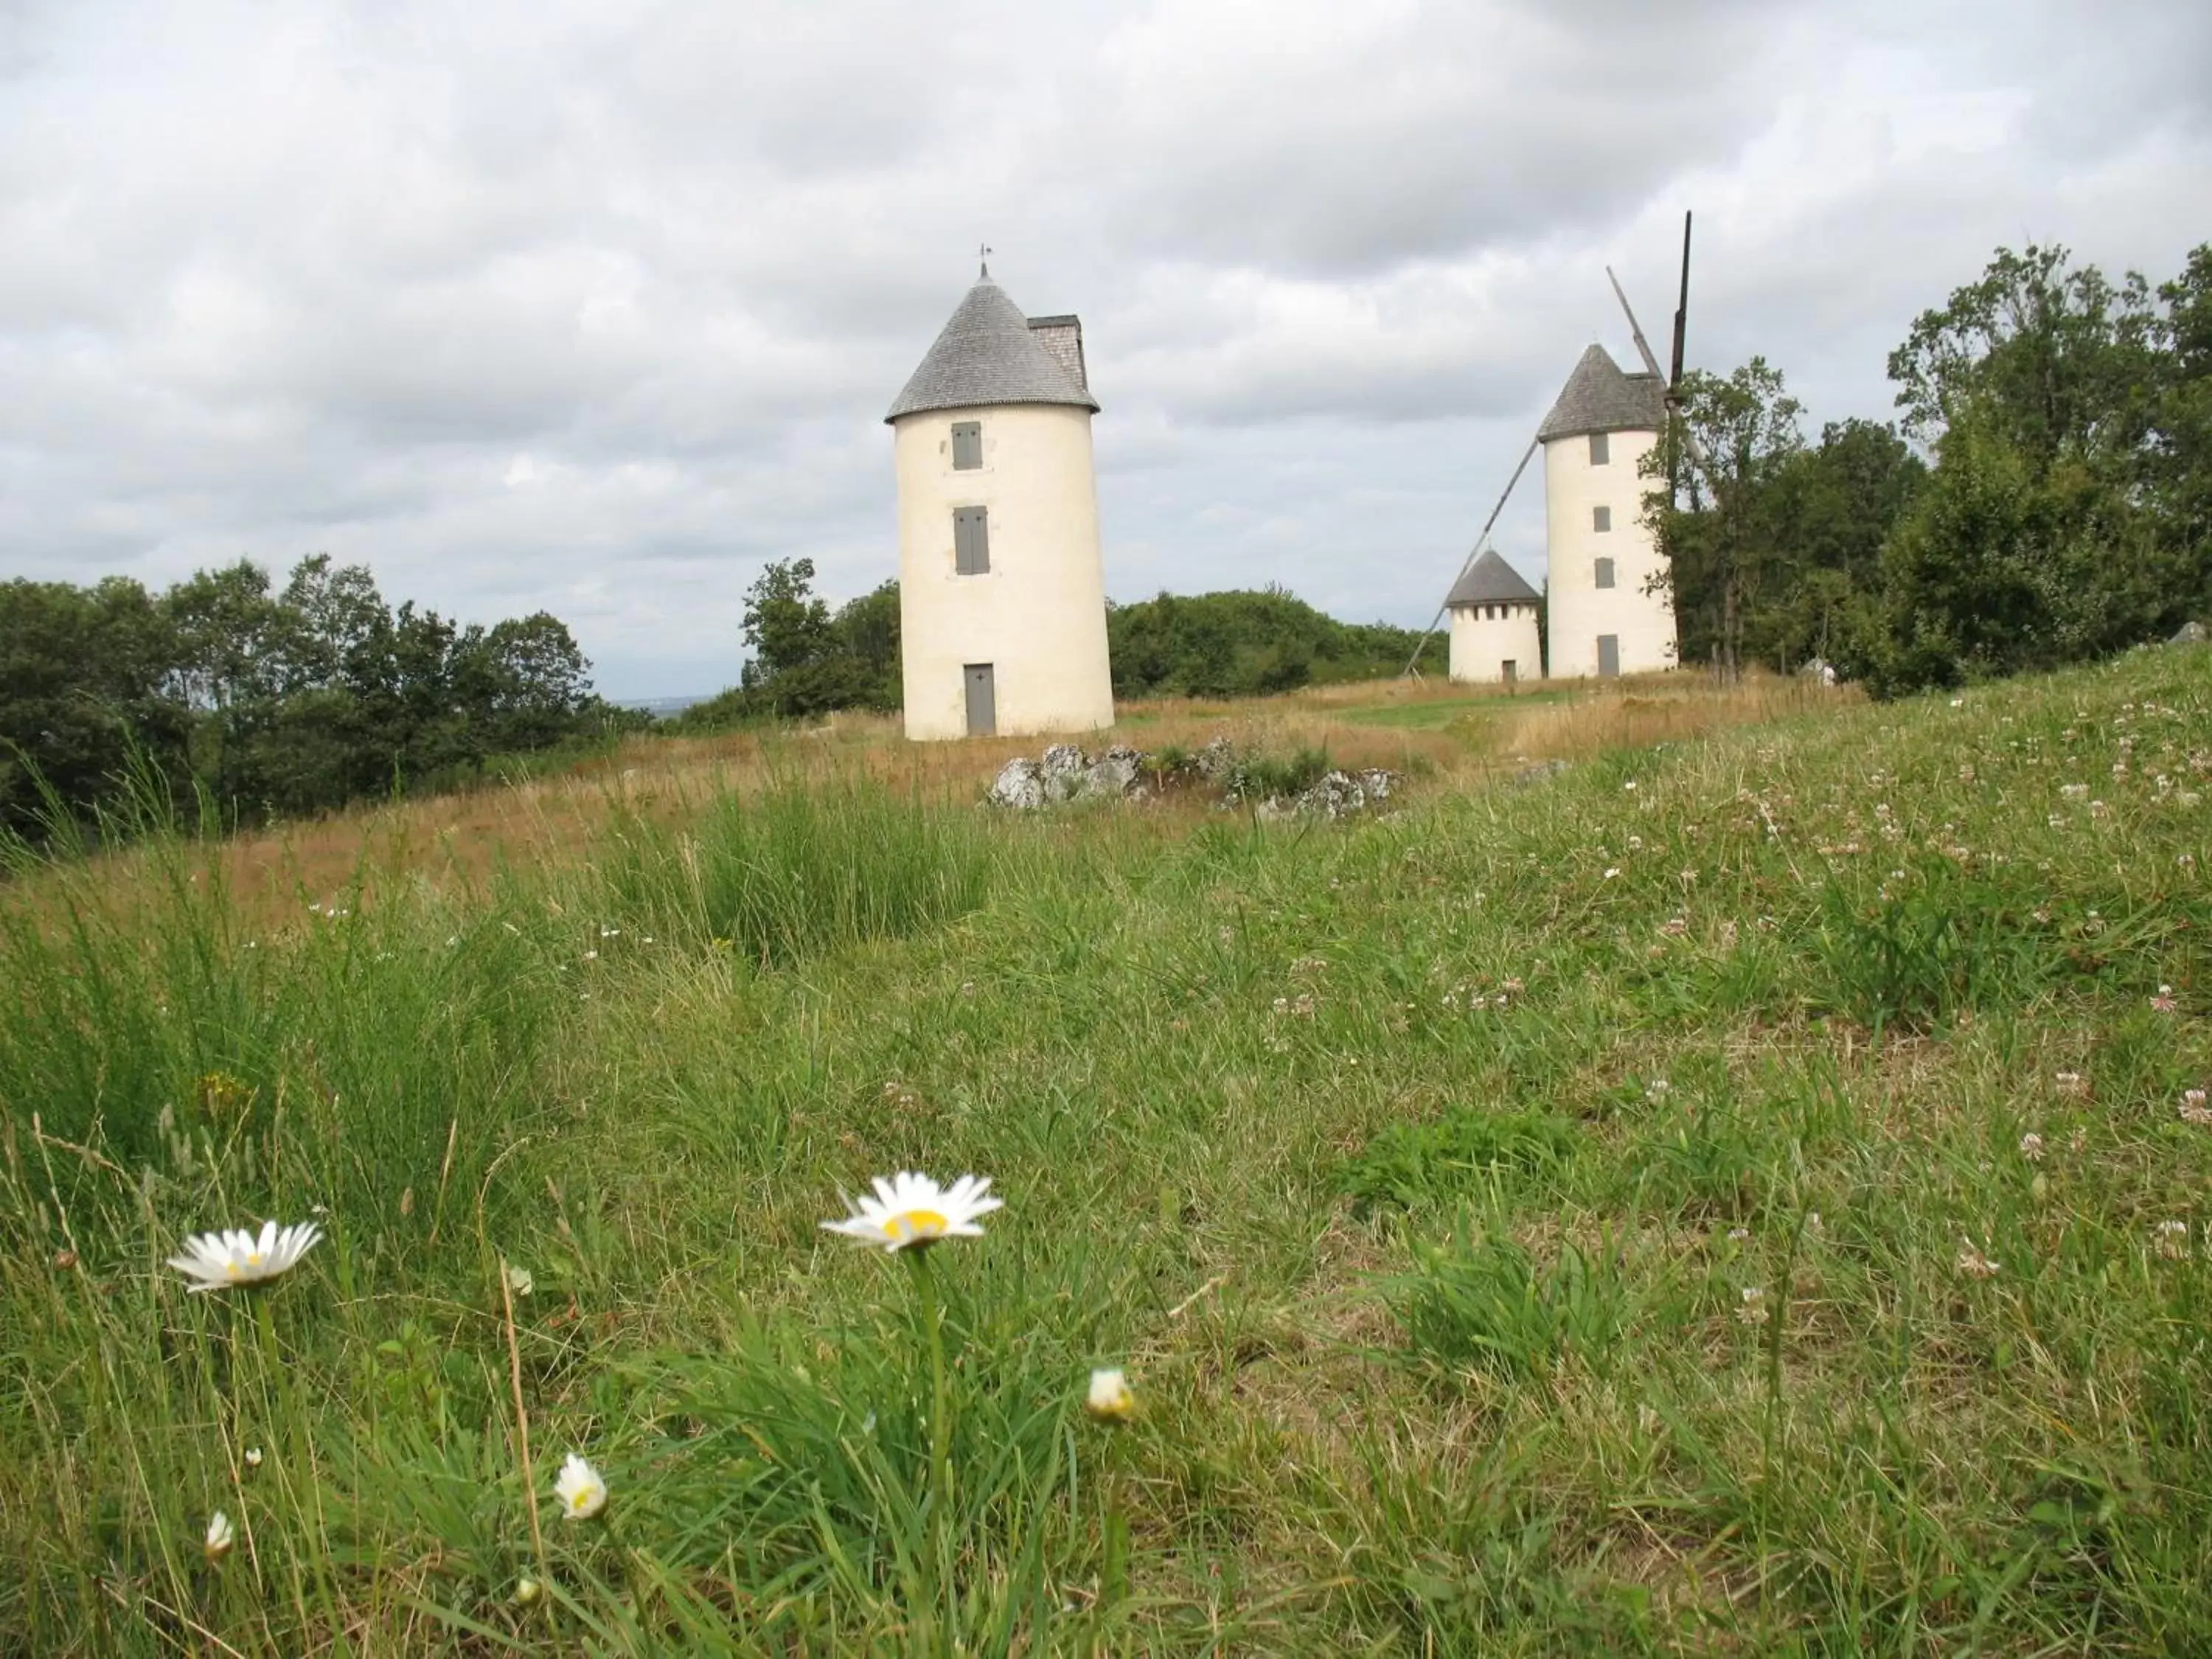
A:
[892, 403, 1115, 741]
[1543, 428, 1677, 678]
[1447, 602, 1543, 684]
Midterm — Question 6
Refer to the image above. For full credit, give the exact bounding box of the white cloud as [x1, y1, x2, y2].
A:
[0, 0, 2205, 695]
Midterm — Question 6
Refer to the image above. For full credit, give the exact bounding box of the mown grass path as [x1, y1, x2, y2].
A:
[4, 650, 2208, 1654]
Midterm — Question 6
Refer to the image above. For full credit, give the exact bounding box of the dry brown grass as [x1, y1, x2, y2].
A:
[4, 669, 1848, 937]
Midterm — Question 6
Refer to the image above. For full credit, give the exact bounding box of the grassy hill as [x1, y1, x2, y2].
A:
[2, 652, 2208, 1652]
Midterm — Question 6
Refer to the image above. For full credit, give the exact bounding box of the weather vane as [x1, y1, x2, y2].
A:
[978, 243, 992, 279]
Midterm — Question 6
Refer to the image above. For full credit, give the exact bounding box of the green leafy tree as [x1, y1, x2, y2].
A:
[1646, 358, 1805, 681]
[741, 559, 837, 689]
[0, 577, 187, 834]
[1869, 243, 2199, 693]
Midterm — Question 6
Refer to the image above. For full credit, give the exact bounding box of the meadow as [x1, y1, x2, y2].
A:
[1, 652, 2208, 1655]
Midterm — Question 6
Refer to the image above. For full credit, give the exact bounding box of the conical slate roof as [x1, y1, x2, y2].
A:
[1536, 344, 1667, 442]
[886, 276, 1099, 422]
[1445, 548, 1541, 609]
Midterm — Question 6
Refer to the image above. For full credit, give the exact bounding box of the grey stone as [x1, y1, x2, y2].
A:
[2169, 620, 2208, 646]
[1089, 745, 1144, 797]
[987, 757, 1046, 809]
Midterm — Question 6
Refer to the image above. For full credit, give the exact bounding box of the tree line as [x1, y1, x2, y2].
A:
[675, 561, 1424, 728]
[1, 555, 637, 838]
[1655, 242, 2211, 693]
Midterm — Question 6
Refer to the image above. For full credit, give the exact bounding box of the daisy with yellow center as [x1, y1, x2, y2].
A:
[166, 1220, 323, 1292]
[555, 1453, 608, 1520]
[1085, 1367, 1136, 1424]
[821, 1172, 1001, 1253]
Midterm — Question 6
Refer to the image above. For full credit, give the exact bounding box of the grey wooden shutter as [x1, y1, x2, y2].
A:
[954, 507, 990, 574]
[952, 422, 982, 470]
[1595, 557, 1615, 589]
[1589, 431, 1610, 465]
[1593, 505, 1612, 532]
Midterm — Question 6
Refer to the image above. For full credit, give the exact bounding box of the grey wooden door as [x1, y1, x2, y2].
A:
[1596, 635, 1620, 678]
[964, 664, 996, 736]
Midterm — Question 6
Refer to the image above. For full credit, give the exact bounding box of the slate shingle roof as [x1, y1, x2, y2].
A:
[1026, 315, 1088, 395]
[886, 279, 1099, 422]
[1445, 548, 1542, 609]
[1537, 344, 1667, 442]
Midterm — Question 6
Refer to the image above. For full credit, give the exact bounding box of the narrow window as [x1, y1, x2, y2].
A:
[1595, 557, 1615, 589]
[951, 421, 982, 470]
[1502, 659, 1517, 685]
[1593, 504, 1613, 533]
[953, 506, 990, 574]
[1597, 635, 1621, 678]
[1589, 431, 1610, 466]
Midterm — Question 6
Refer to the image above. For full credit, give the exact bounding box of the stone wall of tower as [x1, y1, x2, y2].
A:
[1447, 601, 1543, 684]
[892, 403, 1114, 741]
[1543, 428, 1677, 678]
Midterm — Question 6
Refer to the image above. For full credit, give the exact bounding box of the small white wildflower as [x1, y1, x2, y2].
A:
[204, 1511, 234, 1562]
[2018, 1133, 2045, 1163]
[555, 1453, 608, 1520]
[1604, 867, 1621, 880]
[243, 1446, 262, 1469]
[821, 1172, 1001, 1253]
[1726, 1226, 1750, 1243]
[2154, 1220, 2190, 1259]
[1736, 1286, 1769, 1326]
[1956, 1238, 2000, 1280]
[504, 1264, 534, 1298]
[2180, 1089, 2212, 1126]
[1085, 1367, 1136, 1424]
[166, 1221, 323, 1293]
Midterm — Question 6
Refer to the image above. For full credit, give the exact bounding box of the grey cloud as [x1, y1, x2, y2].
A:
[1, 0, 2206, 698]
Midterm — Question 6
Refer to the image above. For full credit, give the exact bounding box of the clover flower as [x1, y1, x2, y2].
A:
[2019, 1133, 2045, 1163]
[2154, 1220, 2190, 1260]
[1736, 1287, 1768, 1326]
[1085, 1367, 1137, 1424]
[555, 1453, 608, 1520]
[204, 1511, 234, 1562]
[2181, 1089, 2212, 1126]
[1956, 1239, 2000, 1280]
[166, 1220, 323, 1292]
[821, 1172, 1001, 1252]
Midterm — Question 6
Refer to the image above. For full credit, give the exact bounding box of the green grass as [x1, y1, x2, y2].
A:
[3, 652, 2211, 1653]
[1333, 686, 1571, 732]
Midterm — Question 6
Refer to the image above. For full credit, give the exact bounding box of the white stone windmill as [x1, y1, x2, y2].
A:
[886, 260, 1113, 742]
[1536, 340, 1676, 678]
[1411, 215, 1696, 682]
[1444, 548, 1542, 686]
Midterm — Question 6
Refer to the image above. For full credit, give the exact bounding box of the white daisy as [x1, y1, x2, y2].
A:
[166, 1220, 323, 1292]
[555, 1453, 608, 1520]
[1085, 1367, 1136, 1424]
[821, 1172, 1001, 1253]
[204, 1510, 234, 1562]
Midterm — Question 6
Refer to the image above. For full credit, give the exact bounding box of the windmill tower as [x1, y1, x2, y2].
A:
[1405, 214, 1698, 684]
[1445, 548, 1542, 684]
[886, 262, 1114, 742]
[1537, 344, 1674, 678]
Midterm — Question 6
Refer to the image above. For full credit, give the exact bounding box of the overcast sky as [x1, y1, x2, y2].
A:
[2, 1, 2207, 698]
